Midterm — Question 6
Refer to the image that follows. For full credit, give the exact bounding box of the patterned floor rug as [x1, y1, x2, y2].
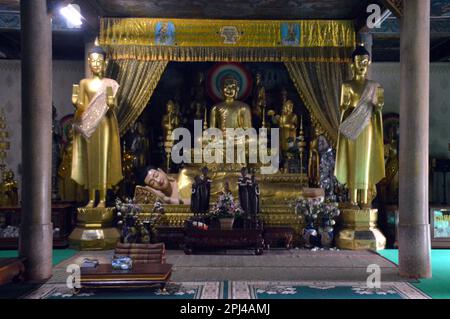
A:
[22, 280, 429, 299]
[228, 281, 430, 299]
[23, 281, 223, 299]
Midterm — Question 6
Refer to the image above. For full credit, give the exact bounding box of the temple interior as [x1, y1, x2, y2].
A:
[0, 0, 449, 304]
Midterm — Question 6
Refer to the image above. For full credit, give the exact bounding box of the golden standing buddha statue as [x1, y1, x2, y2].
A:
[334, 45, 385, 207]
[279, 100, 298, 154]
[71, 47, 123, 208]
[209, 77, 252, 132]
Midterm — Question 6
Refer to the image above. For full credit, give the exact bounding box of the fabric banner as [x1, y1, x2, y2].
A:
[99, 18, 355, 62]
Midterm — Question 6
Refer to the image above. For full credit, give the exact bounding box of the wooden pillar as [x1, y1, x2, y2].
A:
[398, 0, 432, 278]
[19, 0, 53, 282]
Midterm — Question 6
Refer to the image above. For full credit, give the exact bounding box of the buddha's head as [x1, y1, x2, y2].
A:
[222, 77, 239, 100]
[166, 100, 175, 113]
[144, 168, 171, 192]
[282, 100, 294, 114]
[351, 45, 371, 79]
[88, 47, 107, 77]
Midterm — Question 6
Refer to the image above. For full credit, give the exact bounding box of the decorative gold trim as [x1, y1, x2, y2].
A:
[100, 18, 355, 48]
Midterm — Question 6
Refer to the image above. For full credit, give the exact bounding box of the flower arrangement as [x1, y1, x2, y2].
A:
[115, 198, 163, 244]
[293, 198, 341, 248]
[209, 192, 244, 219]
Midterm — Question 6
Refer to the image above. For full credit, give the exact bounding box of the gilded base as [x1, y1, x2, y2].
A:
[336, 208, 386, 251]
[69, 207, 120, 251]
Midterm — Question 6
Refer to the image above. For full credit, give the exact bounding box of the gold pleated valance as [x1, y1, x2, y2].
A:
[99, 18, 355, 62]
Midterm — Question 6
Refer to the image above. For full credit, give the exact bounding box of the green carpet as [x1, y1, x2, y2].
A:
[0, 249, 79, 299]
[379, 249, 450, 299]
[0, 249, 78, 266]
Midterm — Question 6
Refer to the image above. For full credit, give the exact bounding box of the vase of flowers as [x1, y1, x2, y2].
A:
[115, 198, 163, 243]
[295, 198, 322, 248]
[209, 191, 243, 230]
[294, 198, 341, 249]
[318, 202, 340, 248]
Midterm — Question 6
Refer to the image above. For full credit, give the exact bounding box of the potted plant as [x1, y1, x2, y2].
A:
[209, 192, 243, 230]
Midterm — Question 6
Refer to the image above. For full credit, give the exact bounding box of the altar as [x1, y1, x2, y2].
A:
[61, 17, 387, 253]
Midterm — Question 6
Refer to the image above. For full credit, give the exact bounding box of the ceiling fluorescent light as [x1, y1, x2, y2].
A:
[60, 4, 83, 28]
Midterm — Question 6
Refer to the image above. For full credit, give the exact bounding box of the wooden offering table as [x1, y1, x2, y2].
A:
[184, 226, 264, 255]
[79, 263, 172, 292]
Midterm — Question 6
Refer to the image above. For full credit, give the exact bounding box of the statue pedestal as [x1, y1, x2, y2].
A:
[69, 207, 120, 251]
[336, 208, 386, 251]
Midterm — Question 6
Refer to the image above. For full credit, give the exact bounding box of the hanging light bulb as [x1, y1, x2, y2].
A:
[60, 4, 84, 29]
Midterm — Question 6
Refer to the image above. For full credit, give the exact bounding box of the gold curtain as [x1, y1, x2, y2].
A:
[107, 60, 168, 135]
[285, 62, 351, 144]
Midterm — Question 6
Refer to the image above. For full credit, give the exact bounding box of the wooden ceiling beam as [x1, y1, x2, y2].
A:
[380, 0, 403, 19]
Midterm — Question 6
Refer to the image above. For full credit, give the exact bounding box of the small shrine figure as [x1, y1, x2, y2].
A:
[281, 88, 288, 105]
[190, 72, 207, 120]
[130, 121, 150, 170]
[162, 100, 180, 143]
[238, 167, 250, 214]
[308, 127, 321, 188]
[0, 169, 18, 206]
[251, 73, 265, 126]
[279, 100, 298, 155]
[198, 166, 212, 214]
[190, 175, 202, 215]
[248, 172, 260, 215]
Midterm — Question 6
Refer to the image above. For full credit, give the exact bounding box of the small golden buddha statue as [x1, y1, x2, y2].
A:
[251, 73, 265, 120]
[162, 100, 180, 142]
[279, 100, 298, 154]
[334, 45, 385, 207]
[0, 169, 18, 206]
[308, 127, 321, 188]
[190, 72, 207, 120]
[71, 46, 123, 208]
[209, 77, 252, 132]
